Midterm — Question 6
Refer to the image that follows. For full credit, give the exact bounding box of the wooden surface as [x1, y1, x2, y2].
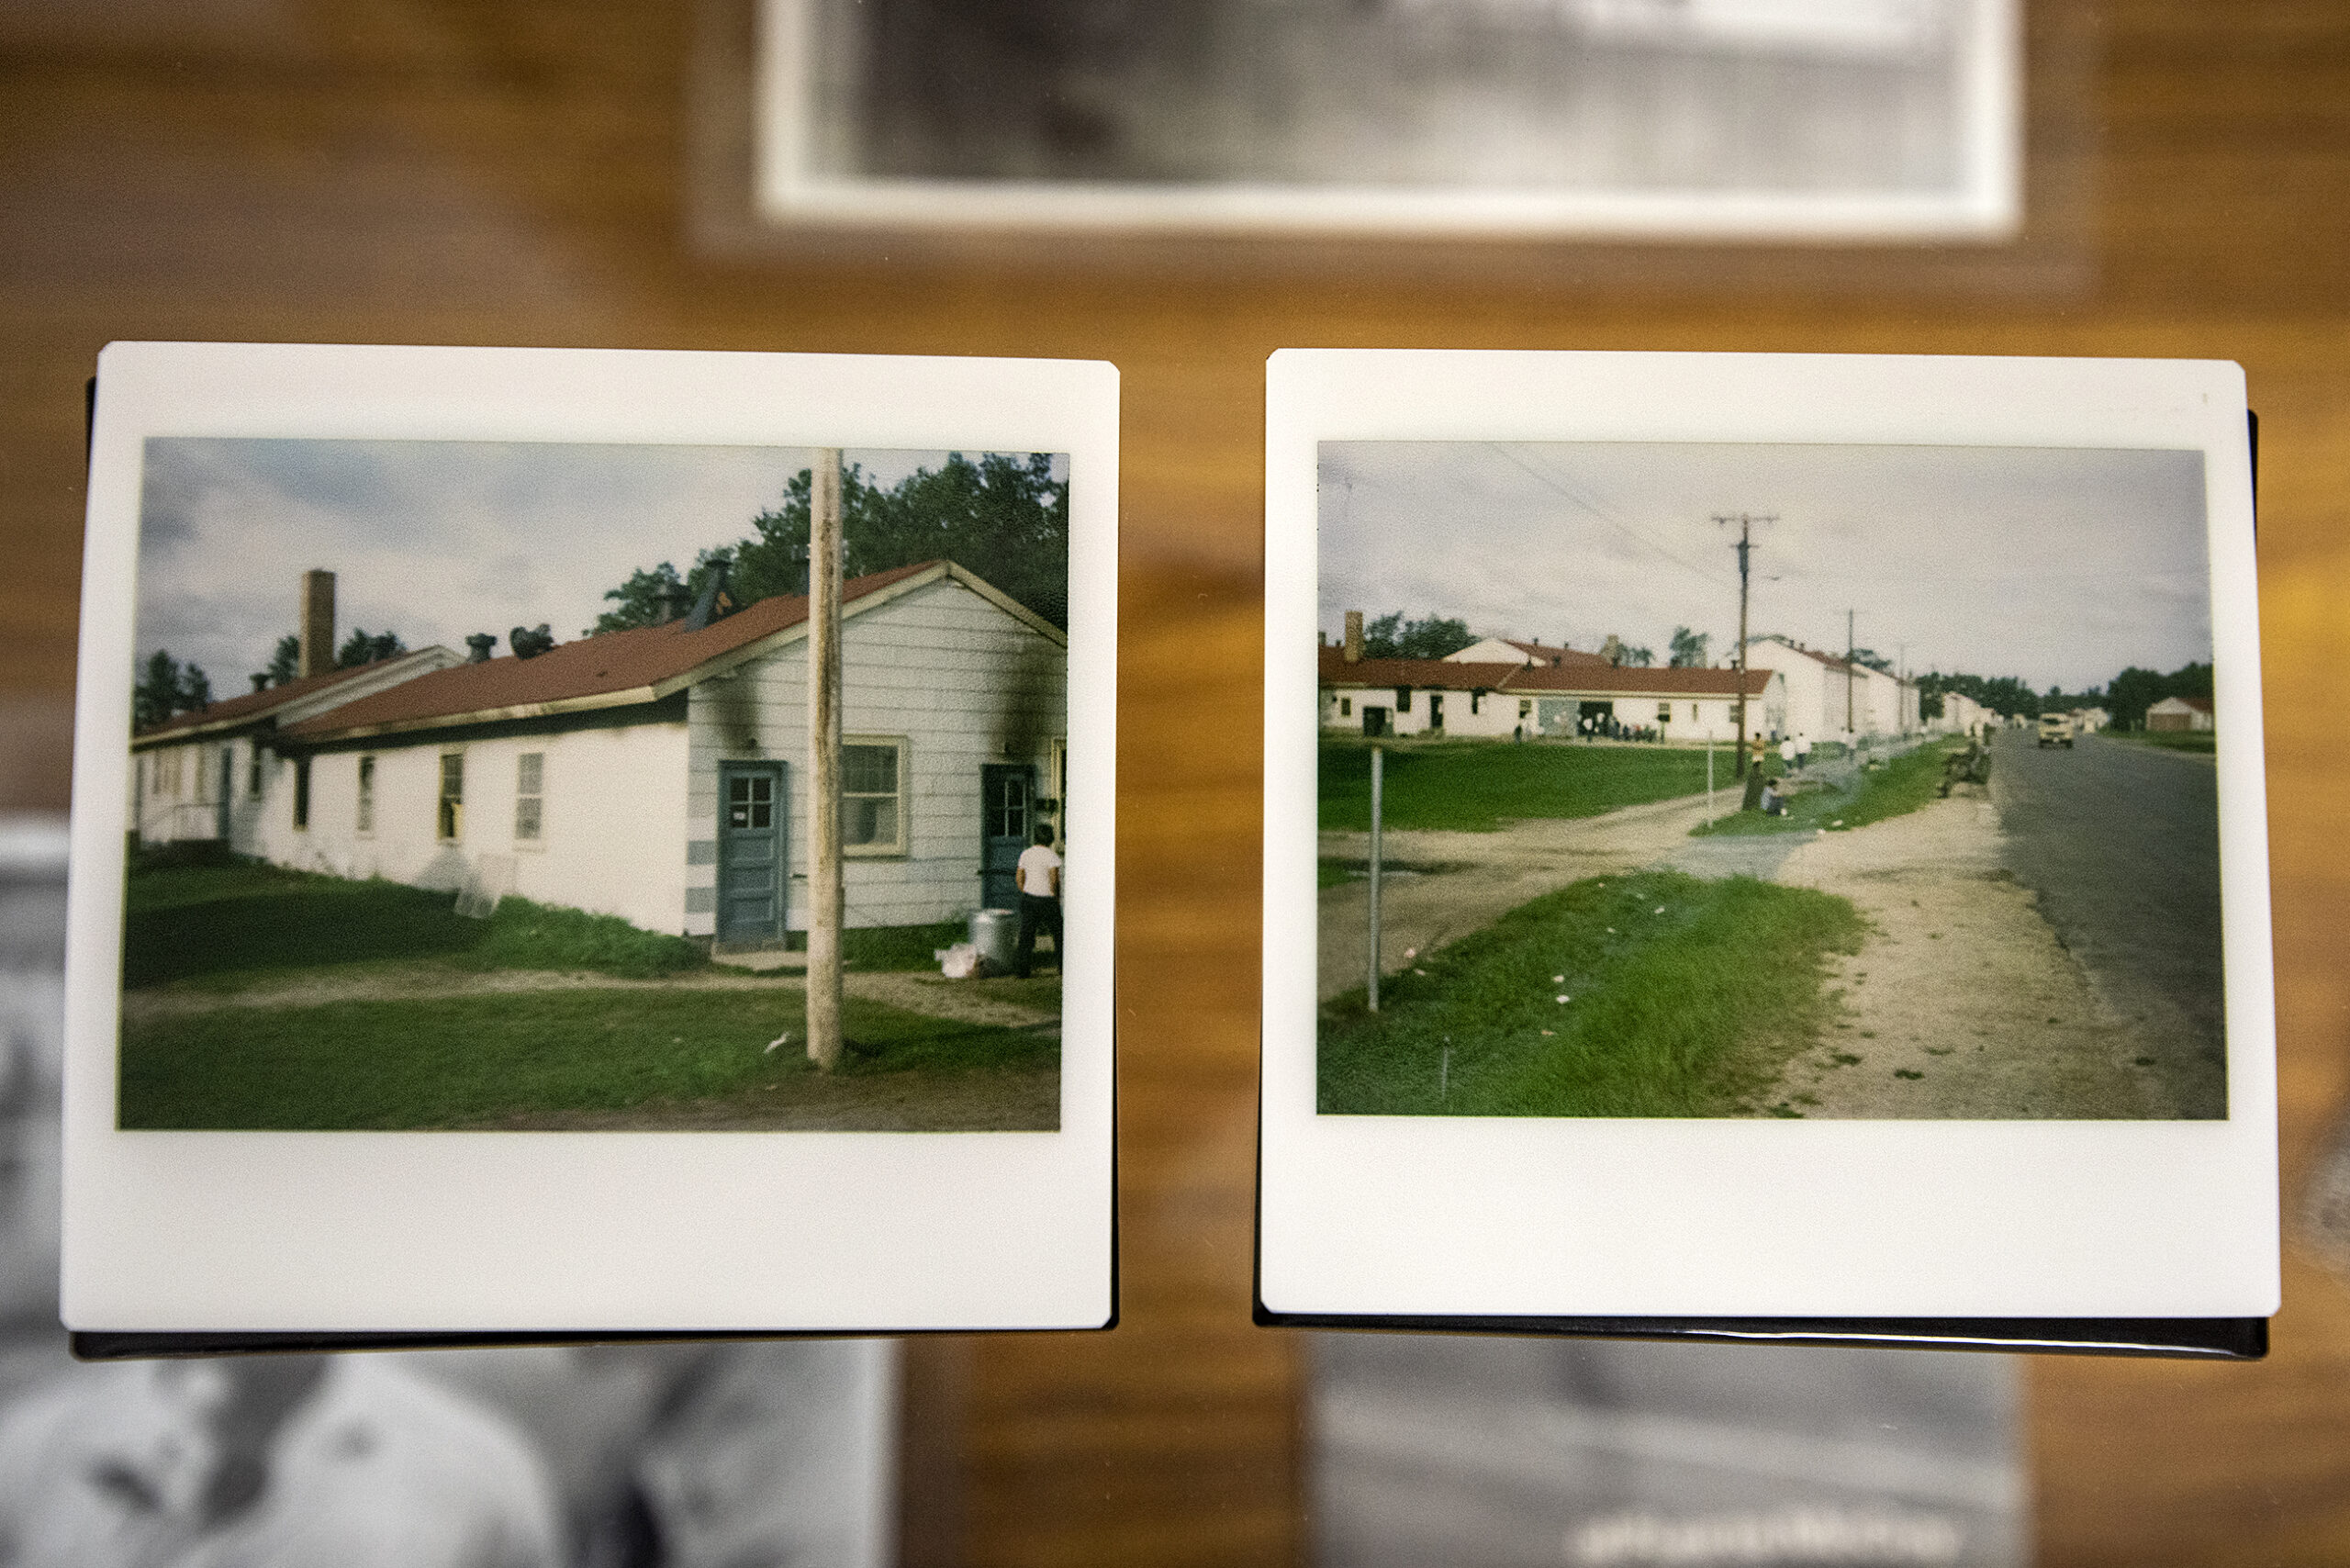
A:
[6, 3, 2350, 1562]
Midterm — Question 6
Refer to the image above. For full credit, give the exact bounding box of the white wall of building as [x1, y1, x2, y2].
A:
[250, 724, 693, 935]
[684, 576, 1068, 936]
[1320, 682, 1517, 738]
[1323, 678, 1782, 745]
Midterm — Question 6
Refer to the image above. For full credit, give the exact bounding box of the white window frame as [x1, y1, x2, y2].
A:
[515, 751, 546, 848]
[356, 755, 376, 835]
[437, 750, 464, 843]
[840, 734, 910, 858]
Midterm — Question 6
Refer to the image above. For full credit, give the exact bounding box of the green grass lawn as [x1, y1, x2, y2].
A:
[120, 987, 1057, 1130]
[1317, 869, 1864, 1117]
[1690, 738, 1962, 838]
[2102, 729, 2215, 753]
[126, 858, 706, 988]
[127, 859, 980, 989]
[1319, 739, 1717, 833]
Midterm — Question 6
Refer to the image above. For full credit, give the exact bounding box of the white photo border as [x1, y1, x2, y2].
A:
[753, 0, 2020, 242]
[65, 342, 1118, 1333]
[1260, 350, 2276, 1321]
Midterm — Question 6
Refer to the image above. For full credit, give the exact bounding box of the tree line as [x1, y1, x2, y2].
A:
[132, 453, 1068, 731]
[1916, 661, 2212, 728]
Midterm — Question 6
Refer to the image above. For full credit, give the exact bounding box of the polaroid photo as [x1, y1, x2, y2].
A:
[754, 0, 2020, 240]
[64, 342, 1117, 1338]
[1261, 350, 2275, 1348]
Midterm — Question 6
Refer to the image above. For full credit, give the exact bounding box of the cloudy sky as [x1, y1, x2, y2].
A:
[134, 440, 1062, 689]
[1319, 441, 2212, 693]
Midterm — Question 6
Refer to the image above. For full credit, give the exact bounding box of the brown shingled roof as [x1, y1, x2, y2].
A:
[1505, 639, 1611, 668]
[135, 656, 425, 741]
[1500, 664, 1774, 698]
[1319, 648, 1523, 690]
[281, 561, 1008, 744]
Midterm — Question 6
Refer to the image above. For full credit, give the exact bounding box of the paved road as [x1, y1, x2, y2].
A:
[1988, 730, 2226, 1117]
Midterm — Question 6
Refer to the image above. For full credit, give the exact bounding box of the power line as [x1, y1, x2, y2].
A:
[1494, 444, 1734, 589]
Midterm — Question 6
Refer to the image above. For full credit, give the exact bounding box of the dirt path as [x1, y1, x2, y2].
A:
[1317, 792, 1727, 1002]
[123, 964, 1058, 1031]
[1761, 793, 2166, 1119]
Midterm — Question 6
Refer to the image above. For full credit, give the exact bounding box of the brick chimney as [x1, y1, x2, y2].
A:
[299, 570, 335, 678]
[1343, 610, 1362, 664]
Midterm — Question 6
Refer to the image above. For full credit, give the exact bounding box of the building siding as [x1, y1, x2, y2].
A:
[685, 576, 1067, 937]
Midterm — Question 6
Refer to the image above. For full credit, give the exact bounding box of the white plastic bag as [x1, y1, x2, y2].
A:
[938, 942, 981, 980]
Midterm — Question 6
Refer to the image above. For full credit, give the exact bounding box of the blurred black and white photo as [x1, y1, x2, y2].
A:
[0, 819, 899, 1567]
[758, 0, 2017, 237]
[1312, 1334, 2024, 1568]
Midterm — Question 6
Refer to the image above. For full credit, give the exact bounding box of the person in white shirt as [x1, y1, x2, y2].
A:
[1013, 825, 1063, 980]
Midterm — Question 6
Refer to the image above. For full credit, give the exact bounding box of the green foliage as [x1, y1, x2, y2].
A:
[1317, 871, 1865, 1117]
[1360, 612, 1474, 660]
[1319, 740, 1710, 833]
[124, 860, 705, 989]
[258, 634, 300, 689]
[119, 988, 1057, 1130]
[596, 452, 1069, 635]
[132, 649, 212, 729]
[1668, 626, 1710, 667]
[1916, 670, 2045, 721]
[334, 628, 405, 667]
[2105, 661, 2212, 730]
[593, 562, 690, 634]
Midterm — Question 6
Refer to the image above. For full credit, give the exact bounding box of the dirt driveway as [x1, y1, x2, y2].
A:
[123, 964, 1058, 1032]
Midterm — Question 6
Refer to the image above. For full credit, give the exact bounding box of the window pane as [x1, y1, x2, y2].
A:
[751, 799, 771, 829]
[516, 796, 542, 840]
[518, 753, 543, 794]
[729, 777, 750, 804]
[844, 745, 895, 794]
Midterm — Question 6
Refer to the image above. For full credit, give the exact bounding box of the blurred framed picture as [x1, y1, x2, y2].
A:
[754, 0, 2019, 240]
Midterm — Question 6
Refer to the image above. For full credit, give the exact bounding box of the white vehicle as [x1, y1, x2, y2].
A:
[2037, 712, 2075, 748]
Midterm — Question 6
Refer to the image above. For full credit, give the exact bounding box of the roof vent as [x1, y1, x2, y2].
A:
[465, 633, 498, 663]
[685, 556, 733, 633]
[510, 624, 555, 659]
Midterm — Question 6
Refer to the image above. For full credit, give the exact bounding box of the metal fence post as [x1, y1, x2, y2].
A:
[1368, 746, 1382, 1013]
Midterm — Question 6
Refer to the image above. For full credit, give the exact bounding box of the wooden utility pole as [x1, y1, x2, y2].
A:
[807, 450, 845, 1071]
[1713, 513, 1774, 777]
[1845, 608, 1856, 735]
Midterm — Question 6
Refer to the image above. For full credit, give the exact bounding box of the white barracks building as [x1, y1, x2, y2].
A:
[130, 563, 1068, 946]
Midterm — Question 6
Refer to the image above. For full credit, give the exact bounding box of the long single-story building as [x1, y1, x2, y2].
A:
[158, 559, 1064, 946]
[1318, 645, 1783, 744]
[130, 644, 463, 848]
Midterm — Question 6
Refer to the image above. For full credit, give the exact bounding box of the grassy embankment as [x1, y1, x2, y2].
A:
[1688, 738, 1964, 838]
[2100, 729, 2216, 754]
[1318, 870, 1864, 1118]
[118, 856, 1056, 1130]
